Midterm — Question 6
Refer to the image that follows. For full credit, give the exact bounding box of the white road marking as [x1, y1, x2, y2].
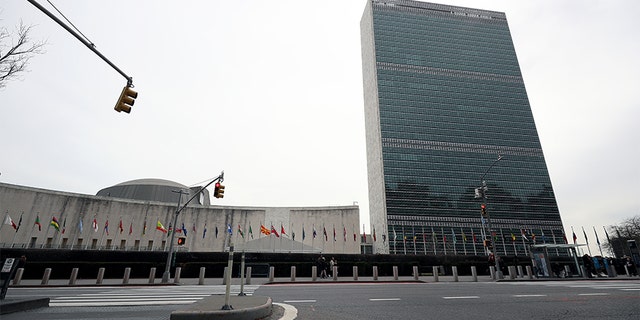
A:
[513, 294, 547, 297]
[369, 298, 401, 301]
[274, 302, 298, 320]
[283, 300, 317, 303]
[578, 293, 610, 296]
[442, 296, 479, 299]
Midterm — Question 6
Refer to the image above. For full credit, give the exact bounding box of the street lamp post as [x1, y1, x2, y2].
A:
[477, 155, 502, 279]
[161, 172, 224, 283]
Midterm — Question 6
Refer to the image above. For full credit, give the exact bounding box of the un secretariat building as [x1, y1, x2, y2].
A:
[361, 0, 565, 255]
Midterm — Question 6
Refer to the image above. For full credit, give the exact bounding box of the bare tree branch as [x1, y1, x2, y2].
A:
[0, 19, 47, 88]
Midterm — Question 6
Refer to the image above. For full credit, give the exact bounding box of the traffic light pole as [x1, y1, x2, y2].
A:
[27, 0, 134, 86]
[161, 172, 224, 283]
[479, 155, 503, 279]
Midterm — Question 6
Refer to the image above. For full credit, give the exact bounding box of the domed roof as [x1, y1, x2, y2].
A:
[96, 178, 209, 205]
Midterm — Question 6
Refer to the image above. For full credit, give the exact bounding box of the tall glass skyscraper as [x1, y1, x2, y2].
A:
[361, 0, 565, 256]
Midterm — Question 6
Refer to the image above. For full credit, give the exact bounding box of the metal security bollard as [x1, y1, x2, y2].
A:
[332, 266, 338, 281]
[489, 266, 496, 280]
[269, 266, 275, 282]
[291, 266, 296, 282]
[373, 266, 379, 281]
[199, 267, 206, 285]
[432, 266, 439, 282]
[222, 267, 228, 285]
[41, 268, 51, 285]
[69, 268, 79, 285]
[13, 268, 24, 285]
[96, 267, 105, 284]
[148, 267, 156, 284]
[508, 266, 516, 280]
[246, 266, 252, 285]
[123, 267, 131, 284]
[312, 266, 317, 281]
[413, 266, 419, 280]
[174, 267, 181, 284]
[526, 266, 533, 279]
[353, 266, 358, 281]
[393, 266, 398, 280]
[518, 265, 524, 278]
[471, 266, 478, 282]
[452, 266, 459, 282]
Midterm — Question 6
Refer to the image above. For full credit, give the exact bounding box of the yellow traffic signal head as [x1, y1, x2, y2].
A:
[214, 182, 225, 198]
[114, 86, 138, 113]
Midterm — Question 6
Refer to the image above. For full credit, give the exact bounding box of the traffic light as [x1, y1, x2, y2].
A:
[213, 182, 225, 198]
[480, 203, 487, 218]
[177, 236, 186, 246]
[114, 86, 138, 113]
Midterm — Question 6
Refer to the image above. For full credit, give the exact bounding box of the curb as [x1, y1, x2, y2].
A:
[170, 296, 272, 320]
[0, 298, 49, 315]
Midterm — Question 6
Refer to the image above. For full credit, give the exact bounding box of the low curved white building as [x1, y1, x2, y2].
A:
[0, 181, 360, 254]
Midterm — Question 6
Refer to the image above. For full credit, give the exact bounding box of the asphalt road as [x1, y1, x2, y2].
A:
[2, 280, 638, 319]
[257, 280, 640, 320]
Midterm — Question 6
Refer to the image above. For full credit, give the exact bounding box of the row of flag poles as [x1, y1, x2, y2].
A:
[0, 211, 619, 256]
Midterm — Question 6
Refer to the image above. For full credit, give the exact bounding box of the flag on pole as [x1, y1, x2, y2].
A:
[119, 219, 124, 234]
[313, 226, 317, 238]
[281, 224, 287, 237]
[373, 227, 377, 242]
[582, 226, 589, 245]
[129, 222, 133, 235]
[511, 233, 516, 242]
[215, 226, 219, 238]
[344, 226, 347, 242]
[50, 216, 60, 231]
[249, 225, 254, 239]
[16, 213, 22, 232]
[92, 218, 98, 232]
[302, 226, 306, 240]
[260, 224, 271, 236]
[142, 218, 147, 235]
[78, 218, 83, 233]
[572, 227, 578, 244]
[271, 225, 280, 237]
[593, 226, 600, 246]
[61, 218, 66, 234]
[35, 215, 42, 231]
[156, 220, 167, 233]
[4, 215, 17, 230]
[323, 226, 327, 241]
[104, 220, 109, 235]
[227, 224, 232, 235]
[451, 228, 457, 244]
[362, 224, 366, 242]
[521, 229, 528, 241]
[203, 224, 207, 239]
[472, 229, 477, 243]
[238, 224, 244, 238]
[333, 225, 336, 242]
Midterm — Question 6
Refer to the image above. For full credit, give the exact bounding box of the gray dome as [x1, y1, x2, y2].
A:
[97, 178, 210, 205]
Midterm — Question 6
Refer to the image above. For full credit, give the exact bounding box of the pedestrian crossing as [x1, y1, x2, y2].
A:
[49, 285, 260, 307]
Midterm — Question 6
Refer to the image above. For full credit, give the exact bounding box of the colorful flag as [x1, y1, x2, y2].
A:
[249, 225, 254, 239]
[61, 218, 66, 234]
[215, 226, 219, 238]
[271, 225, 280, 237]
[16, 213, 22, 232]
[451, 228, 457, 244]
[281, 224, 287, 237]
[260, 224, 271, 236]
[461, 229, 467, 243]
[104, 220, 109, 235]
[78, 218, 83, 233]
[333, 225, 336, 242]
[227, 224, 232, 235]
[156, 220, 167, 233]
[238, 224, 244, 238]
[302, 226, 306, 240]
[119, 219, 124, 234]
[50, 216, 60, 231]
[203, 224, 207, 239]
[572, 228, 577, 244]
[92, 218, 98, 232]
[582, 226, 589, 245]
[472, 229, 477, 243]
[4, 215, 17, 230]
[511, 233, 516, 242]
[323, 226, 327, 241]
[373, 227, 377, 242]
[35, 215, 42, 231]
[521, 229, 529, 241]
[362, 224, 366, 242]
[344, 226, 347, 242]
[313, 226, 317, 238]
[142, 218, 147, 235]
[182, 223, 188, 237]
[129, 222, 133, 235]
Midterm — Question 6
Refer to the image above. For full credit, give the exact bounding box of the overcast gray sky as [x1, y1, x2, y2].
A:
[1, 0, 638, 256]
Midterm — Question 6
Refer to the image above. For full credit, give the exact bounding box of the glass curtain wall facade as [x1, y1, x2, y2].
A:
[361, 0, 565, 256]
